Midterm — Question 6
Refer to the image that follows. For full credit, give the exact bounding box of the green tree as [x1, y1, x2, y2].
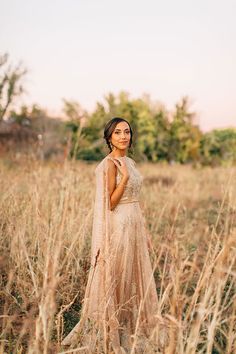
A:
[200, 128, 236, 166]
[62, 99, 90, 159]
[83, 91, 157, 161]
[152, 109, 171, 162]
[168, 97, 202, 163]
[65, 92, 203, 164]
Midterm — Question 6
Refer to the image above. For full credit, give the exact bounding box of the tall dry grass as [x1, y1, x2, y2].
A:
[0, 156, 236, 353]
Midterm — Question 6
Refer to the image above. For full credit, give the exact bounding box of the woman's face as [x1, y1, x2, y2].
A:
[110, 121, 131, 151]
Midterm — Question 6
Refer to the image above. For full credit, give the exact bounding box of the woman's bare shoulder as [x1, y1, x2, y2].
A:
[107, 157, 117, 170]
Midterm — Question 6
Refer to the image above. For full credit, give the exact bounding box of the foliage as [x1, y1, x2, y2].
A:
[0, 53, 27, 121]
[8, 104, 46, 126]
[168, 97, 202, 163]
[65, 93, 207, 164]
[200, 128, 236, 166]
[66, 92, 235, 166]
[2, 104, 67, 159]
[62, 98, 89, 159]
[1, 82, 235, 165]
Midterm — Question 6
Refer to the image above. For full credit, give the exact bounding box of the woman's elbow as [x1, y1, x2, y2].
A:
[109, 199, 116, 211]
[109, 203, 115, 211]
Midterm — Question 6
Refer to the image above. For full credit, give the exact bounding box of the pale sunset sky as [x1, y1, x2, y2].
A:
[1, 0, 236, 131]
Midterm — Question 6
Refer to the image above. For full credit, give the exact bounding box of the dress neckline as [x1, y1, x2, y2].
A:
[107, 154, 127, 159]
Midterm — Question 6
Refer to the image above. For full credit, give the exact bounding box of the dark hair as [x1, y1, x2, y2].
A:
[103, 117, 133, 153]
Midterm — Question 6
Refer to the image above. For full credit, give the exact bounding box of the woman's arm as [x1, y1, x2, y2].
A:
[107, 159, 129, 210]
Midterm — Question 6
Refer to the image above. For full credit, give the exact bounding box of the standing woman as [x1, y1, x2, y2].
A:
[62, 117, 159, 353]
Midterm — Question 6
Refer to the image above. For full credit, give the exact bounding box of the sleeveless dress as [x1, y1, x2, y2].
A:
[62, 155, 159, 353]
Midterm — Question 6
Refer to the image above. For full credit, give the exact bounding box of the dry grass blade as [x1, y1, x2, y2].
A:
[0, 159, 236, 353]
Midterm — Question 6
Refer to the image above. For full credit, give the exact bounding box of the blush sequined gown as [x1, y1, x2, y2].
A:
[62, 155, 159, 353]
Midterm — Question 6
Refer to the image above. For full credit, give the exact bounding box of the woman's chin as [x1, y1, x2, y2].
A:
[119, 145, 128, 150]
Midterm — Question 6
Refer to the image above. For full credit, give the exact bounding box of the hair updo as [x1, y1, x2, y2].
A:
[103, 117, 133, 153]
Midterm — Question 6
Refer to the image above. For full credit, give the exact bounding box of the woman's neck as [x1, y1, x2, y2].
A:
[109, 150, 127, 158]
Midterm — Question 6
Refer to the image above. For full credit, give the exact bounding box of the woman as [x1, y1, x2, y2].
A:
[62, 117, 159, 353]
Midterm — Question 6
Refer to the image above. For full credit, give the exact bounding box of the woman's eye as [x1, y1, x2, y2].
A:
[114, 131, 130, 135]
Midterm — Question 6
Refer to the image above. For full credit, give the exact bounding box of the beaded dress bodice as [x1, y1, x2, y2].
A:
[108, 156, 143, 204]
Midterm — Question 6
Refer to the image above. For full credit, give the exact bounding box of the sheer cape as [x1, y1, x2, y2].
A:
[62, 157, 122, 350]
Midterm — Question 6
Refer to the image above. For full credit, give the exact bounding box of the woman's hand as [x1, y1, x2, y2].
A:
[107, 157, 129, 211]
[112, 158, 130, 181]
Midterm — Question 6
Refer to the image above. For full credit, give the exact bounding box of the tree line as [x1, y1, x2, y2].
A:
[1, 53, 236, 166]
[62, 93, 236, 166]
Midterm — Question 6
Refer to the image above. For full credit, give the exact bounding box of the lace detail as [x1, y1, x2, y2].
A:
[112, 156, 143, 204]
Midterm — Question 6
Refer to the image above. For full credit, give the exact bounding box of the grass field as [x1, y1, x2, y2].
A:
[0, 157, 236, 353]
